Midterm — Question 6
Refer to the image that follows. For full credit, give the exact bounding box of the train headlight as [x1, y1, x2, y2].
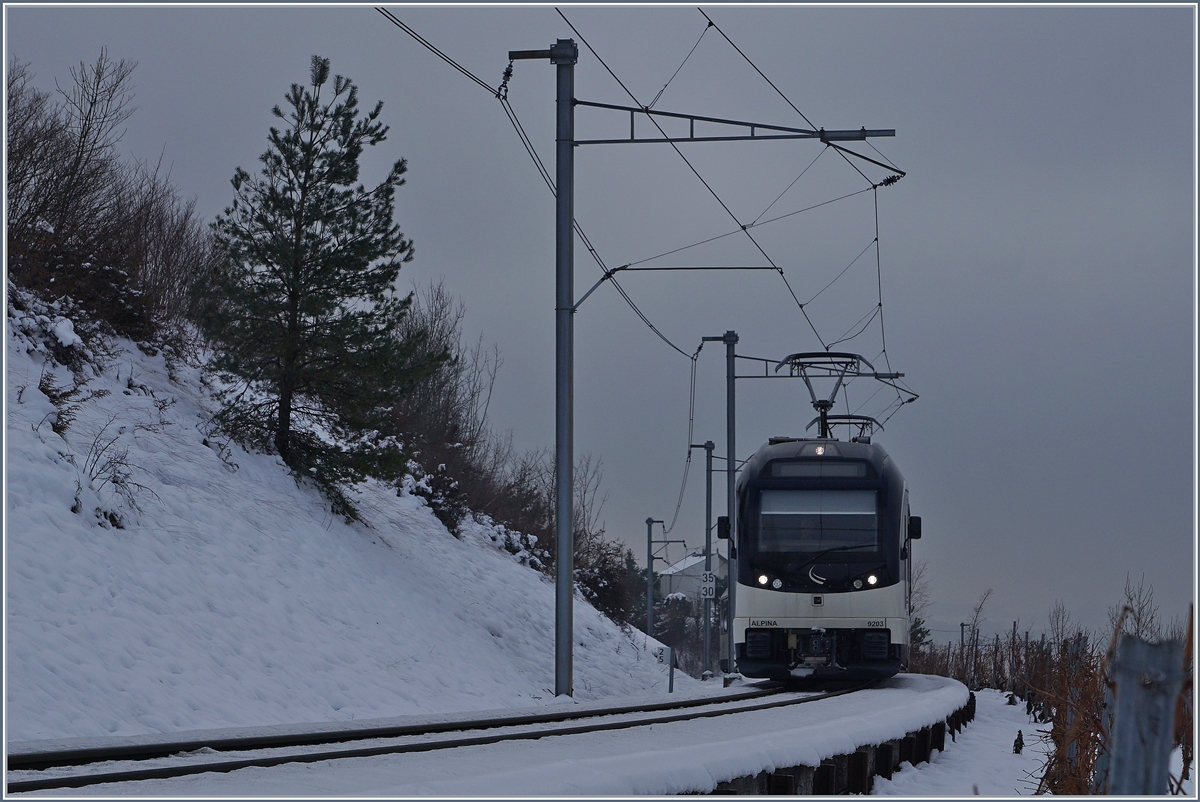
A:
[867, 574, 879, 586]
[853, 579, 863, 589]
[758, 574, 769, 585]
[772, 578, 783, 589]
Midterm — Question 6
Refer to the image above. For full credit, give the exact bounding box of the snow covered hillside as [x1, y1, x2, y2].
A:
[5, 292, 692, 743]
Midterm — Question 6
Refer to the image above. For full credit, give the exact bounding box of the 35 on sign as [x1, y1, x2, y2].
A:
[700, 571, 716, 599]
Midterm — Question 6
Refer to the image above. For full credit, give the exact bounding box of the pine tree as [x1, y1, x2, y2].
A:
[910, 616, 931, 653]
[205, 55, 443, 517]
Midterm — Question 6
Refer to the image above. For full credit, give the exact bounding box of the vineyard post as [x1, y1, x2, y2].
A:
[1101, 634, 1186, 794]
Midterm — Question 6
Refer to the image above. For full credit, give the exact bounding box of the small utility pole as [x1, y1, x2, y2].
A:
[1011, 621, 1018, 693]
[646, 517, 661, 638]
[690, 440, 716, 677]
[704, 331, 739, 673]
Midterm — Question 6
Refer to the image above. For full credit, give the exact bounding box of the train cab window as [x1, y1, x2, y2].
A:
[758, 489, 878, 554]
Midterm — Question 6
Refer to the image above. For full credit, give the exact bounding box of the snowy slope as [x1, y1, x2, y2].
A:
[5, 294, 694, 743]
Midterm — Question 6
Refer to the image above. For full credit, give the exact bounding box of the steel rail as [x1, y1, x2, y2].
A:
[7, 683, 872, 793]
[8, 684, 781, 772]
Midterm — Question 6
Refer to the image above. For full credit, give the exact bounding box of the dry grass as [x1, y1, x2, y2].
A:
[910, 587, 1192, 794]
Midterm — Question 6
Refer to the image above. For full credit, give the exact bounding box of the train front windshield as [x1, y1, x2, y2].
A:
[758, 489, 878, 555]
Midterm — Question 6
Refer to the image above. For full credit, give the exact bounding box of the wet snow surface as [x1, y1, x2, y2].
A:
[7, 300, 1094, 796]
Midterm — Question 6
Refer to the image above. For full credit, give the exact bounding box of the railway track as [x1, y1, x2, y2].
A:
[7, 681, 874, 793]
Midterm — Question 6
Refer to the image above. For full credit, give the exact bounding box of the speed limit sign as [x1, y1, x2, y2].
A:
[700, 571, 716, 599]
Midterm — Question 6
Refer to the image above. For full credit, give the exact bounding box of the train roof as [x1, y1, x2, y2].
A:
[737, 437, 893, 490]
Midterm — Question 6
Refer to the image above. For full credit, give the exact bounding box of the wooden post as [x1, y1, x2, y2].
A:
[875, 742, 896, 779]
[1100, 634, 1186, 795]
[813, 762, 835, 794]
[1092, 676, 1117, 793]
[932, 720, 947, 753]
[1065, 636, 1082, 772]
[848, 748, 873, 794]
[668, 647, 675, 693]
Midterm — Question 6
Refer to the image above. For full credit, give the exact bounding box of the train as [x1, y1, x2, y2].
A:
[721, 433, 921, 682]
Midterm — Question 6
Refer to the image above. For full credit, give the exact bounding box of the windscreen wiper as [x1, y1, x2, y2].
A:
[793, 544, 875, 574]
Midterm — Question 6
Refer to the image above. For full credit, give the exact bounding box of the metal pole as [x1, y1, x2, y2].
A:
[1011, 621, 1018, 693]
[552, 39, 578, 698]
[646, 517, 655, 639]
[704, 440, 714, 676]
[509, 41, 578, 697]
[724, 330, 738, 674]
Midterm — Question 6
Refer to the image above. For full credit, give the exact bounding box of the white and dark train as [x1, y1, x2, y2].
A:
[721, 434, 921, 682]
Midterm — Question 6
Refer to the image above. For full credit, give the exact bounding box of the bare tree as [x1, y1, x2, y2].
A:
[1048, 598, 1076, 646]
[7, 52, 216, 343]
[964, 588, 993, 687]
[1106, 573, 1163, 641]
[6, 59, 69, 239]
[48, 48, 137, 243]
[967, 587, 993, 637]
[910, 558, 931, 617]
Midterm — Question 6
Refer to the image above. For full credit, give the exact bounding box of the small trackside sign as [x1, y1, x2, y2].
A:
[749, 619, 778, 627]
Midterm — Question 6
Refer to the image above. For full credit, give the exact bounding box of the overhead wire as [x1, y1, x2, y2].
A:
[622, 185, 875, 270]
[697, 7, 910, 417]
[556, 8, 829, 350]
[698, 7, 901, 188]
[376, 8, 495, 95]
[648, 21, 712, 110]
[804, 238, 876, 306]
[752, 146, 828, 226]
[662, 341, 704, 535]
[379, 6, 916, 534]
[696, 7, 818, 130]
[376, 7, 696, 362]
[377, 8, 708, 531]
[827, 305, 881, 349]
[865, 138, 902, 173]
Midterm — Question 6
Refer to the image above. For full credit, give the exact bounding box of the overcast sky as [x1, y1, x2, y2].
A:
[6, 4, 1195, 640]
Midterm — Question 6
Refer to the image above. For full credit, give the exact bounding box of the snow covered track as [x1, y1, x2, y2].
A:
[7, 676, 969, 795]
[7, 684, 786, 781]
[708, 686, 976, 795]
[5, 683, 848, 793]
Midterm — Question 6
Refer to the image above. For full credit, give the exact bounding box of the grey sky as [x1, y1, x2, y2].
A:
[5, 4, 1195, 641]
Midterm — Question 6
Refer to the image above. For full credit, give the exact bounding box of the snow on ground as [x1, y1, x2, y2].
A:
[19, 298, 1177, 798]
[874, 688, 1196, 797]
[16, 674, 969, 796]
[874, 688, 1049, 796]
[5, 295, 698, 744]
